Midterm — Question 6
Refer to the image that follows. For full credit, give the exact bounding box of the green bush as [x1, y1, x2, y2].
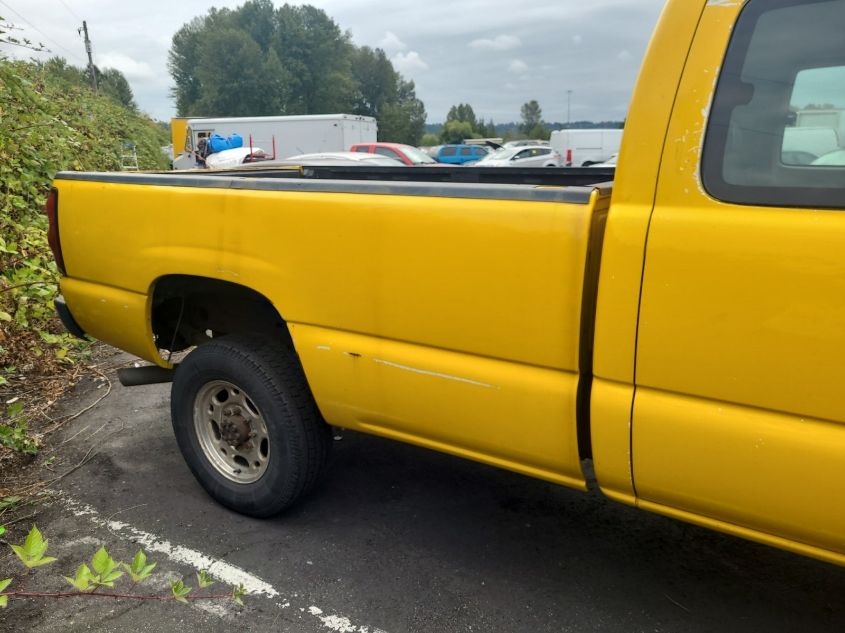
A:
[0, 59, 169, 448]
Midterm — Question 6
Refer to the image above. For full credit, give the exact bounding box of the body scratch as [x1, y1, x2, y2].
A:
[372, 358, 496, 389]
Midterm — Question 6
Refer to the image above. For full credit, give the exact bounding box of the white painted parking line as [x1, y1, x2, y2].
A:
[59, 495, 279, 597]
[57, 494, 389, 632]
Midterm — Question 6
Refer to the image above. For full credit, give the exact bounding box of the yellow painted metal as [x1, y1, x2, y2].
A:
[590, 378, 636, 502]
[170, 118, 189, 158]
[592, 0, 707, 385]
[58, 181, 594, 373]
[634, 0, 845, 560]
[635, 389, 845, 557]
[292, 324, 586, 489]
[59, 277, 162, 364]
[589, 0, 707, 505]
[637, 498, 845, 568]
[56, 178, 598, 486]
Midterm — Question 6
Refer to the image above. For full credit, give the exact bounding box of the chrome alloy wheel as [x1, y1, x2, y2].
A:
[193, 380, 270, 483]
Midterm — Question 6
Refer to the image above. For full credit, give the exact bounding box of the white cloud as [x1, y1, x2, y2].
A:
[617, 49, 633, 62]
[378, 31, 406, 53]
[504, 82, 517, 90]
[468, 34, 521, 51]
[572, 34, 583, 46]
[97, 52, 156, 81]
[392, 51, 429, 73]
[508, 59, 528, 74]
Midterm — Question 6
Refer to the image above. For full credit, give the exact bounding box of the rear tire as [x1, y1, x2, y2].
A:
[171, 334, 331, 517]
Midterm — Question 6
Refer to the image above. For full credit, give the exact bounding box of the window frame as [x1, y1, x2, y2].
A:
[701, 0, 845, 209]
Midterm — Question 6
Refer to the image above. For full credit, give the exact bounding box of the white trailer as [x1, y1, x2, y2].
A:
[172, 114, 378, 170]
[549, 129, 623, 167]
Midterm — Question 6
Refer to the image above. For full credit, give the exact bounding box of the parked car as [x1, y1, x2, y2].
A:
[435, 144, 490, 165]
[503, 140, 550, 148]
[268, 152, 405, 167]
[475, 145, 562, 167]
[588, 153, 618, 167]
[349, 142, 437, 166]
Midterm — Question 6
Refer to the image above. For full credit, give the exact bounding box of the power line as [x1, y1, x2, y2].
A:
[57, 0, 82, 22]
[0, 0, 87, 63]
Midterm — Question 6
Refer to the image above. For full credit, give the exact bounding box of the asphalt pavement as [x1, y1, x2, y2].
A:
[2, 352, 843, 632]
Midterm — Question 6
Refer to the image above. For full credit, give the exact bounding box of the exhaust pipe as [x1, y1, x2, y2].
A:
[117, 364, 179, 387]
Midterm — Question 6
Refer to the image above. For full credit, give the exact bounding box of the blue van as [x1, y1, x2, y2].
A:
[436, 144, 489, 165]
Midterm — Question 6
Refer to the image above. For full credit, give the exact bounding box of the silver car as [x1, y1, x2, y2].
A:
[475, 145, 562, 167]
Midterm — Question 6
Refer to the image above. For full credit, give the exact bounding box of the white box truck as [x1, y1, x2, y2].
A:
[549, 129, 623, 166]
[172, 114, 378, 170]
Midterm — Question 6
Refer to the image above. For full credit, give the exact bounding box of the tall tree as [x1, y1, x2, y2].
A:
[193, 29, 271, 116]
[168, 16, 210, 116]
[168, 2, 428, 145]
[520, 100, 543, 133]
[440, 120, 474, 144]
[99, 68, 136, 110]
[446, 103, 478, 131]
[379, 78, 426, 145]
[350, 46, 397, 118]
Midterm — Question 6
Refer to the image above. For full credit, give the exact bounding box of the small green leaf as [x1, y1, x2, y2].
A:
[64, 564, 93, 591]
[0, 311, 11, 322]
[0, 497, 21, 510]
[129, 550, 147, 574]
[196, 569, 214, 589]
[122, 549, 156, 582]
[6, 402, 23, 419]
[171, 579, 191, 604]
[0, 578, 11, 593]
[11, 526, 56, 568]
[25, 555, 57, 568]
[232, 583, 246, 606]
[91, 546, 115, 576]
[0, 596, 7, 608]
[0, 526, 6, 536]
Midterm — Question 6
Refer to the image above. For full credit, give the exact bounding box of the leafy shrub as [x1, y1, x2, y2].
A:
[0, 59, 170, 451]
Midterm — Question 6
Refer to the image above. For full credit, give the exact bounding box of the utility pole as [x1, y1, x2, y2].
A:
[567, 90, 573, 128]
[79, 21, 97, 93]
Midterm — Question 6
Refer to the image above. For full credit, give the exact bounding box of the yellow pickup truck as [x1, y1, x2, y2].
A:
[47, 0, 844, 566]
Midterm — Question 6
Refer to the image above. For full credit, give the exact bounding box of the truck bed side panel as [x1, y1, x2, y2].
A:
[56, 175, 599, 487]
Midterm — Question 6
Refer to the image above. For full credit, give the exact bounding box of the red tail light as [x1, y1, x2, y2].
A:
[45, 187, 66, 275]
[566, 149, 573, 166]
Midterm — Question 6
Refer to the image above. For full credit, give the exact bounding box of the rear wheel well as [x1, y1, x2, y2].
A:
[151, 275, 291, 356]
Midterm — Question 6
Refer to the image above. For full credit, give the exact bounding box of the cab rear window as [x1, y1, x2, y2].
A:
[702, 0, 845, 209]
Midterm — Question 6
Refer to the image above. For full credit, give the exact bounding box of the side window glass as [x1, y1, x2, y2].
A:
[441, 147, 456, 157]
[354, 146, 371, 153]
[783, 66, 845, 166]
[460, 147, 472, 156]
[375, 147, 398, 158]
[702, 0, 845, 208]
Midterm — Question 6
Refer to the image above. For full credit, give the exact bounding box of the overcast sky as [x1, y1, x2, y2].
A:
[4, 0, 667, 123]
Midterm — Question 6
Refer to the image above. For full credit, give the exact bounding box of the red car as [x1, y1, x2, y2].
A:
[349, 142, 438, 166]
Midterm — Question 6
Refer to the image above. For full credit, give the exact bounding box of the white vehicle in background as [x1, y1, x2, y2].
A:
[588, 153, 618, 167]
[781, 127, 840, 165]
[475, 145, 562, 167]
[268, 152, 405, 167]
[172, 114, 378, 170]
[550, 129, 623, 166]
